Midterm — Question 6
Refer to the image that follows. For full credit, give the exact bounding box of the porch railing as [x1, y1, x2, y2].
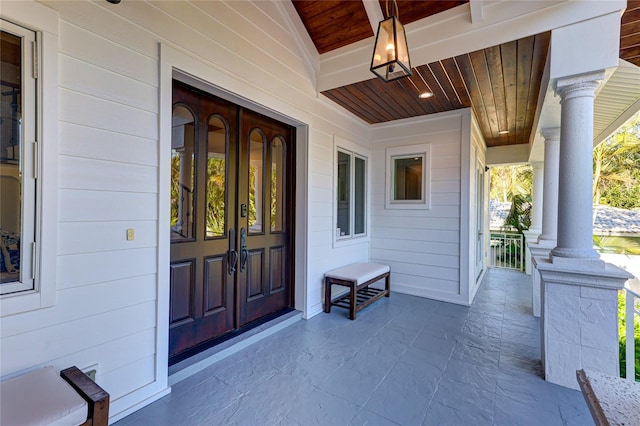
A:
[489, 232, 524, 271]
[624, 285, 639, 382]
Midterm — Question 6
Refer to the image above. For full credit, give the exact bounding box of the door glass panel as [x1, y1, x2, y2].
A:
[249, 129, 264, 233]
[354, 156, 366, 235]
[171, 105, 195, 241]
[336, 150, 350, 237]
[206, 116, 227, 238]
[271, 137, 284, 232]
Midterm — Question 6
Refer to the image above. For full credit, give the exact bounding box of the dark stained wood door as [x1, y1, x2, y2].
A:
[169, 81, 294, 362]
[238, 110, 292, 326]
[169, 81, 238, 359]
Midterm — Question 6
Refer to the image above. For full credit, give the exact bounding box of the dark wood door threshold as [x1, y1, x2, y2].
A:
[168, 307, 294, 366]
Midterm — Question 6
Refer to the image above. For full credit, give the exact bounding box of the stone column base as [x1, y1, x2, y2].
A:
[533, 256, 631, 390]
[529, 240, 555, 318]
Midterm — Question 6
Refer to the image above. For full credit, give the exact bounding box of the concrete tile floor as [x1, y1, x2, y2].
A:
[115, 268, 591, 425]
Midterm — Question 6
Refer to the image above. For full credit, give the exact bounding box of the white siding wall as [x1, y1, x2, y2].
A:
[1, 0, 370, 420]
[369, 110, 468, 305]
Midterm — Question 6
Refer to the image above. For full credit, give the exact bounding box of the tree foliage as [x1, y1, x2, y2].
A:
[594, 114, 640, 208]
[490, 164, 532, 233]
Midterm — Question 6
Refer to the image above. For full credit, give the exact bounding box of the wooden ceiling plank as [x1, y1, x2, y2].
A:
[430, 60, 464, 109]
[369, 77, 416, 119]
[441, 58, 472, 108]
[322, 87, 380, 124]
[622, 4, 640, 25]
[455, 53, 495, 146]
[293, 0, 372, 54]
[484, 45, 509, 140]
[421, 64, 454, 111]
[344, 82, 399, 122]
[469, 49, 501, 142]
[515, 35, 535, 145]
[620, 20, 640, 38]
[380, 0, 469, 23]
[524, 32, 551, 145]
[403, 72, 439, 115]
[394, 77, 434, 117]
[500, 40, 518, 145]
[621, 32, 640, 50]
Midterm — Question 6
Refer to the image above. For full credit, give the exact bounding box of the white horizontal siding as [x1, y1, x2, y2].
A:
[1, 275, 157, 338]
[59, 156, 157, 193]
[59, 190, 157, 222]
[58, 221, 157, 255]
[1, 301, 156, 373]
[57, 248, 157, 290]
[369, 111, 466, 304]
[59, 122, 158, 167]
[4, 1, 375, 420]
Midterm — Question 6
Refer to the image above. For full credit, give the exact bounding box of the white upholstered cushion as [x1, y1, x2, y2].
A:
[325, 262, 390, 285]
[0, 366, 88, 426]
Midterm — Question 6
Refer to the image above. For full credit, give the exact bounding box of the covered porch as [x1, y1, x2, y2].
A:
[115, 268, 589, 425]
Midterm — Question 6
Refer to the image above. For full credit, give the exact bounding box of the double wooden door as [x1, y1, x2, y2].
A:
[169, 81, 293, 362]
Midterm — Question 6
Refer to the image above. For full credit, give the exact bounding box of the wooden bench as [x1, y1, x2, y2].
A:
[0, 366, 109, 426]
[324, 262, 390, 320]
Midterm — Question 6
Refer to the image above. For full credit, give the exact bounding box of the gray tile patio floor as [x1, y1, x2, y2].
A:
[115, 268, 591, 425]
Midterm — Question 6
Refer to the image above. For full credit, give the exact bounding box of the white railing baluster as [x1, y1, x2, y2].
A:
[489, 232, 524, 271]
[625, 286, 639, 382]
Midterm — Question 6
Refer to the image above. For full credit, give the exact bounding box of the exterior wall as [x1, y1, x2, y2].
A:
[0, 0, 371, 420]
[369, 110, 469, 305]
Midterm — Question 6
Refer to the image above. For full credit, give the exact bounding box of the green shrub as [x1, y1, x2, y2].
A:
[618, 290, 640, 381]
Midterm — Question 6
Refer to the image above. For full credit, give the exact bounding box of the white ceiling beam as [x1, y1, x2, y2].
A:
[362, 0, 384, 33]
[469, 0, 484, 23]
[317, 0, 626, 92]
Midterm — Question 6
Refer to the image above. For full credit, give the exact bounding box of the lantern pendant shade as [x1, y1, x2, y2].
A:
[370, 16, 411, 82]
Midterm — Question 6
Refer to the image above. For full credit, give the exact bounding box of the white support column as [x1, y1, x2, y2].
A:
[523, 162, 543, 275]
[533, 72, 631, 390]
[551, 73, 603, 263]
[537, 128, 560, 246]
[529, 128, 560, 317]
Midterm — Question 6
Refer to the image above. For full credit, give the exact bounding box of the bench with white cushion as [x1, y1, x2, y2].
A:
[0, 366, 109, 426]
[324, 262, 390, 320]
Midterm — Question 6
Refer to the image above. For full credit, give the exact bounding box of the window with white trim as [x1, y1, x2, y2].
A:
[334, 138, 367, 244]
[385, 143, 431, 210]
[1, 20, 37, 295]
[1, 2, 58, 317]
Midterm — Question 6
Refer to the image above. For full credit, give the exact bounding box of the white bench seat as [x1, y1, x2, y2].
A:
[324, 262, 391, 320]
[0, 366, 88, 426]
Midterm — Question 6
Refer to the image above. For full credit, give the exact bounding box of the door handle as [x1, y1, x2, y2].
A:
[240, 227, 249, 272]
[228, 228, 238, 275]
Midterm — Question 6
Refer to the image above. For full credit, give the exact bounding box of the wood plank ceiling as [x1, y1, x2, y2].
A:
[621, 0, 640, 66]
[293, 1, 640, 148]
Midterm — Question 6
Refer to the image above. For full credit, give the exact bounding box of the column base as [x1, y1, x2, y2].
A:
[529, 242, 552, 318]
[533, 256, 631, 390]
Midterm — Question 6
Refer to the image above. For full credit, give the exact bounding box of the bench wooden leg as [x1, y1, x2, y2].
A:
[385, 274, 390, 297]
[349, 282, 357, 320]
[324, 277, 332, 313]
[60, 367, 109, 426]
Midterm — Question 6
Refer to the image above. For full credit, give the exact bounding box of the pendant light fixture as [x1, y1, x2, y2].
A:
[370, 0, 412, 82]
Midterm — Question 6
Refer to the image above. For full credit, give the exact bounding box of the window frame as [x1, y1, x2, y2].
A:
[1, 2, 58, 317]
[0, 20, 37, 295]
[385, 143, 431, 210]
[333, 136, 368, 247]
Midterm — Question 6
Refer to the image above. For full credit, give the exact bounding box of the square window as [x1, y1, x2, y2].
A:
[386, 144, 431, 210]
